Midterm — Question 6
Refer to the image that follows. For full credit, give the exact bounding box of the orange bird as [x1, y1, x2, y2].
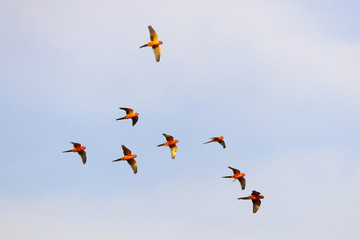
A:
[63, 142, 87, 165]
[238, 190, 265, 213]
[139, 25, 163, 62]
[204, 136, 226, 148]
[157, 133, 179, 159]
[222, 166, 246, 190]
[116, 107, 139, 126]
[113, 145, 137, 174]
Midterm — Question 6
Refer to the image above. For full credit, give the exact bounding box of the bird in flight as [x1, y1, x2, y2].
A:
[116, 107, 139, 126]
[238, 190, 264, 213]
[113, 145, 138, 174]
[157, 133, 179, 159]
[222, 166, 246, 190]
[139, 25, 163, 62]
[203, 136, 226, 148]
[63, 142, 87, 165]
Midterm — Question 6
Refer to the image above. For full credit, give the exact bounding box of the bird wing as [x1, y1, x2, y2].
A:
[120, 107, 133, 114]
[218, 139, 226, 148]
[152, 46, 161, 62]
[228, 166, 240, 175]
[252, 199, 261, 213]
[78, 150, 87, 165]
[71, 142, 81, 148]
[170, 145, 177, 159]
[148, 25, 158, 41]
[163, 133, 173, 141]
[238, 177, 246, 190]
[122, 145, 132, 155]
[127, 159, 137, 174]
[252, 190, 261, 197]
[132, 116, 139, 126]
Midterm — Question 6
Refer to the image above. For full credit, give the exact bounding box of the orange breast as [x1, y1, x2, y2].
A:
[167, 140, 178, 146]
[234, 173, 244, 178]
[123, 154, 137, 160]
[74, 146, 85, 152]
[149, 41, 162, 47]
[127, 112, 138, 118]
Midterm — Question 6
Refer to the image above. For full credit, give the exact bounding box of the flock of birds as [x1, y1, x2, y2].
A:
[62, 26, 265, 213]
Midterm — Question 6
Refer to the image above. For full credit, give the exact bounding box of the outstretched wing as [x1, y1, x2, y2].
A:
[163, 133, 173, 141]
[78, 150, 87, 165]
[122, 145, 132, 155]
[132, 116, 139, 126]
[218, 139, 226, 148]
[152, 46, 161, 62]
[252, 199, 261, 213]
[127, 159, 137, 174]
[228, 166, 240, 175]
[148, 25, 158, 41]
[238, 177, 246, 190]
[170, 145, 177, 159]
[120, 107, 133, 114]
[71, 142, 81, 148]
[252, 190, 261, 197]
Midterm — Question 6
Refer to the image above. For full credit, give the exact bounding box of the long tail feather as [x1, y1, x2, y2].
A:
[139, 43, 148, 48]
[116, 117, 126, 121]
[157, 143, 165, 147]
[238, 196, 252, 200]
[62, 149, 73, 153]
[222, 176, 232, 178]
[112, 158, 124, 162]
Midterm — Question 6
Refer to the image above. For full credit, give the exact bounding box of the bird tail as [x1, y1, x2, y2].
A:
[116, 117, 126, 121]
[238, 196, 251, 200]
[62, 149, 73, 153]
[222, 176, 232, 178]
[203, 140, 213, 144]
[139, 43, 148, 48]
[157, 143, 165, 147]
[112, 158, 124, 162]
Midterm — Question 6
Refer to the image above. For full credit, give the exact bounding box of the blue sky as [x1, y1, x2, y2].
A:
[1, 0, 359, 239]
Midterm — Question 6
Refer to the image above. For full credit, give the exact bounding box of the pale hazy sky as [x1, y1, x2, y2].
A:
[1, 0, 359, 239]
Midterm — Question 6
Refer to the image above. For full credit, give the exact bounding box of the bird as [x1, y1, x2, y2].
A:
[157, 133, 179, 159]
[113, 145, 137, 174]
[139, 25, 163, 62]
[222, 166, 246, 190]
[238, 190, 264, 213]
[203, 136, 226, 148]
[62, 142, 87, 165]
[116, 107, 139, 126]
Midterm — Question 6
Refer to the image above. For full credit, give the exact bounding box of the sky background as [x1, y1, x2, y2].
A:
[0, 0, 359, 239]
